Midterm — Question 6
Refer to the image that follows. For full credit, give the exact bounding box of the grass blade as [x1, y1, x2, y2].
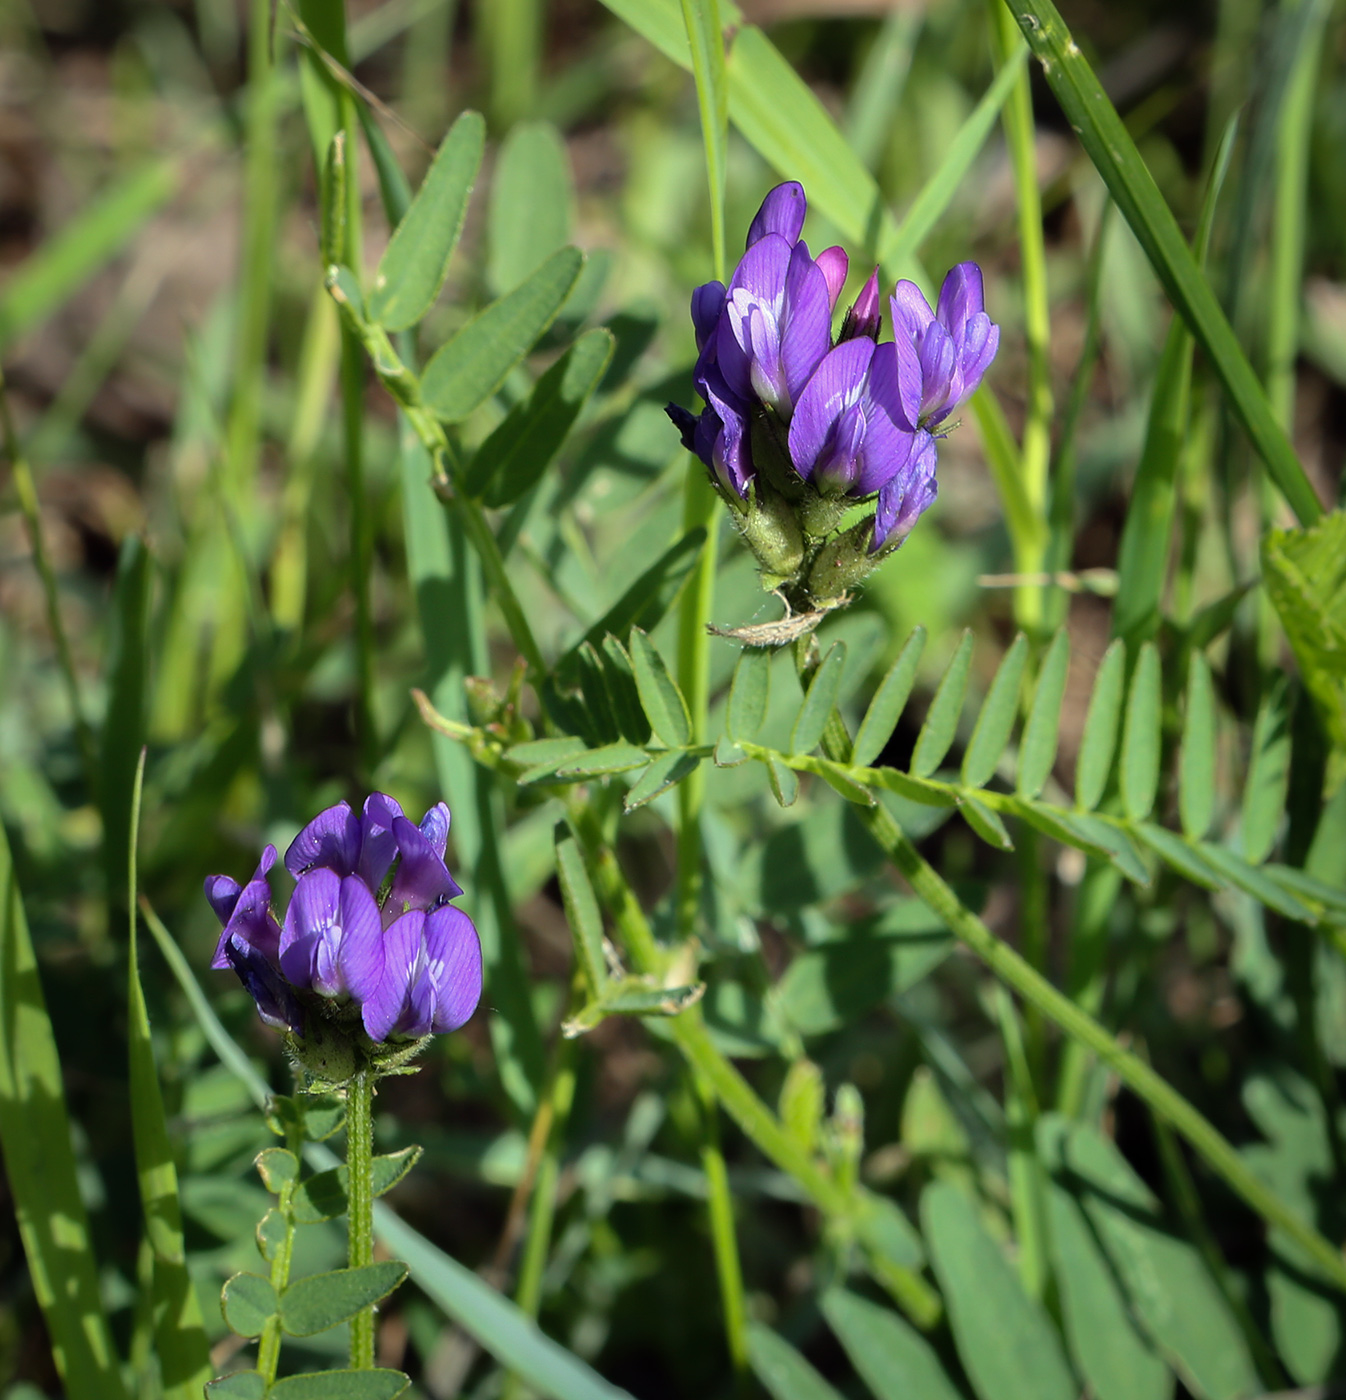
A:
[962, 633, 1028, 789]
[911, 630, 973, 779]
[680, 0, 729, 278]
[1007, 0, 1322, 527]
[127, 752, 211, 1398]
[0, 822, 130, 1400]
[486, 121, 575, 298]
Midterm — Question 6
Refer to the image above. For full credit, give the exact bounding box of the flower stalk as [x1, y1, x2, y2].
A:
[346, 1068, 376, 1369]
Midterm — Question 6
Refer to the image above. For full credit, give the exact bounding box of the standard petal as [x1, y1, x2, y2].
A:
[727, 233, 791, 303]
[936, 261, 984, 337]
[360, 910, 424, 1043]
[357, 792, 405, 890]
[779, 253, 833, 409]
[890, 281, 935, 338]
[337, 875, 385, 1005]
[390, 815, 463, 910]
[746, 181, 806, 248]
[815, 246, 849, 311]
[424, 905, 484, 1033]
[691, 282, 726, 350]
[205, 874, 242, 928]
[284, 802, 360, 880]
[279, 865, 340, 988]
[214, 876, 281, 970]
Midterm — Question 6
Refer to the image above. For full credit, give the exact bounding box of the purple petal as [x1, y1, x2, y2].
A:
[691, 282, 726, 352]
[726, 233, 791, 302]
[419, 803, 451, 861]
[424, 905, 484, 1033]
[917, 324, 957, 420]
[224, 938, 303, 1033]
[872, 433, 938, 553]
[386, 815, 462, 919]
[357, 792, 406, 890]
[815, 246, 849, 311]
[890, 331, 925, 430]
[779, 249, 833, 410]
[205, 874, 243, 927]
[361, 909, 425, 1043]
[890, 281, 935, 339]
[840, 267, 882, 342]
[936, 262, 984, 338]
[279, 867, 341, 990]
[853, 343, 918, 496]
[788, 338, 875, 481]
[702, 379, 753, 497]
[211, 850, 281, 970]
[336, 875, 385, 1005]
[719, 236, 791, 400]
[951, 314, 999, 407]
[746, 181, 806, 248]
[285, 803, 360, 880]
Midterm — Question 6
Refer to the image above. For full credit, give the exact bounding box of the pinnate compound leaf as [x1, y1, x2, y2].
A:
[922, 1179, 1077, 1400]
[279, 1262, 408, 1337]
[728, 646, 771, 742]
[792, 642, 847, 755]
[1262, 510, 1346, 793]
[205, 1373, 267, 1400]
[268, 1369, 411, 1400]
[1017, 626, 1069, 798]
[822, 1288, 961, 1400]
[421, 246, 583, 422]
[629, 628, 691, 747]
[369, 110, 484, 330]
[1076, 639, 1126, 811]
[1121, 642, 1162, 822]
[853, 626, 925, 768]
[221, 1272, 278, 1338]
[624, 751, 702, 811]
[290, 1147, 423, 1224]
[962, 633, 1028, 788]
[1037, 1117, 1172, 1400]
[466, 329, 614, 505]
[1179, 650, 1216, 840]
[1134, 823, 1225, 891]
[747, 1323, 847, 1400]
[1241, 676, 1292, 864]
[911, 629, 974, 778]
[1195, 842, 1314, 922]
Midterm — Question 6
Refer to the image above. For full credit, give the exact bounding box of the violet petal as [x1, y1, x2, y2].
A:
[746, 181, 806, 248]
[284, 802, 360, 880]
[424, 904, 484, 1033]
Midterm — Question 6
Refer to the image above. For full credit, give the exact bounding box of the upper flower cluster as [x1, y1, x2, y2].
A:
[207, 793, 483, 1063]
[668, 182, 998, 608]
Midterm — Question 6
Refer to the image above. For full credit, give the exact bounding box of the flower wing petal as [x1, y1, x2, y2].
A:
[424, 905, 484, 1033]
[361, 910, 424, 1043]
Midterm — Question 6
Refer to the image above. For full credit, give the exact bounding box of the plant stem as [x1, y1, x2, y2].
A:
[695, 1070, 748, 1374]
[346, 1068, 376, 1369]
[257, 1118, 303, 1384]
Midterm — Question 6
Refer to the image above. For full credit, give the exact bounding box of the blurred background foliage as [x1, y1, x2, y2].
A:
[0, 0, 1345, 1396]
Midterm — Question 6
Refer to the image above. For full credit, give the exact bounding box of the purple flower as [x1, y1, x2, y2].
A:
[839, 267, 881, 344]
[206, 792, 482, 1052]
[787, 338, 923, 499]
[872, 432, 938, 553]
[890, 263, 999, 428]
[746, 181, 807, 247]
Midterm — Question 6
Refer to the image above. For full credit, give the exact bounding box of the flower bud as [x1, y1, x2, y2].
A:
[839, 267, 882, 343]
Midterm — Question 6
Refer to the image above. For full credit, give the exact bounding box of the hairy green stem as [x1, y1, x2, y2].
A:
[346, 1069, 376, 1369]
[257, 1119, 303, 1384]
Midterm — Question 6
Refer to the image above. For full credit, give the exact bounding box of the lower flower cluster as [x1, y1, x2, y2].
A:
[207, 793, 483, 1082]
[667, 181, 999, 611]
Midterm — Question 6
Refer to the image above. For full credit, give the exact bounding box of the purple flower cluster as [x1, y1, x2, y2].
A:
[207, 794, 483, 1049]
[669, 182, 998, 567]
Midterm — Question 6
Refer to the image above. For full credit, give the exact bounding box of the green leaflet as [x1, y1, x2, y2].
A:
[1262, 510, 1346, 794]
[962, 633, 1028, 789]
[465, 329, 614, 506]
[792, 641, 847, 756]
[911, 630, 973, 778]
[290, 1146, 424, 1224]
[922, 1179, 1077, 1400]
[268, 1369, 411, 1399]
[221, 1272, 278, 1339]
[1016, 627, 1068, 798]
[368, 110, 484, 330]
[747, 1322, 846, 1400]
[623, 750, 702, 812]
[420, 246, 584, 421]
[204, 1373, 267, 1400]
[727, 646, 772, 742]
[629, 628, 692, 748]
[278, 1262, 409, 1336]
[486, 120, 575, 298]
[1179, 650, 1216, 840]
[1241, 676, 1292, 864]
[1120, 642, 1162, 822]
[1076, 639, 1126, 811]
[555, 826, 608, 998]
[822, 1288, 961, 1400]
[853, 626, 925, 768]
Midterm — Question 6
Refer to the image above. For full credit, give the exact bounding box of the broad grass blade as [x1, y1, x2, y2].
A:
[0, 822, 130, 1400]
[487, 121, 575, 298]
